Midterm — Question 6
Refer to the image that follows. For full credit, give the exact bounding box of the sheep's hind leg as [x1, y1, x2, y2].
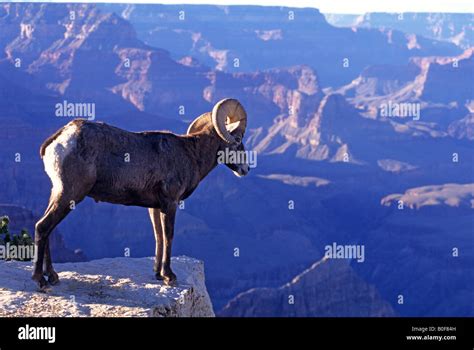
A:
[43, 238, 59, 285]
[33, 183, 90, 289]
[33, 193, 72, 289]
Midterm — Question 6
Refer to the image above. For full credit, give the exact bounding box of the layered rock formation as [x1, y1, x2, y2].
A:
[327, 13, 474, 49]
[381, 183, 474, 209]
[102, 4, 461, 86]
[220, 257, 396, 317]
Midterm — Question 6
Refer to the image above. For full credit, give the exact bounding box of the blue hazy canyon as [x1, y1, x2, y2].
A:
[0, 3, 472, 316]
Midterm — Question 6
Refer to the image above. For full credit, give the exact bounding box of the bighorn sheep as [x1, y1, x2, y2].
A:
[34, 99, 249, 288]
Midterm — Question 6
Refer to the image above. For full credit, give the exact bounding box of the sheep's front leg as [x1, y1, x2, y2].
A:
[160, 204, 177, 286]
[148, 208, 164, 280]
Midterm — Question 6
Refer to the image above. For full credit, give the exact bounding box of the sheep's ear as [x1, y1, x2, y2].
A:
[187, 112, 211, 135]
[226, 120, 241, 133]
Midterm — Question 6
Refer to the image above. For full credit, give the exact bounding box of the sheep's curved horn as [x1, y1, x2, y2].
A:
[211, 98, 247, 144]
[187, 113, 209, 135]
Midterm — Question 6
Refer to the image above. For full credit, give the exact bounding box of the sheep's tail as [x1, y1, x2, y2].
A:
[39, 126, 67, 159]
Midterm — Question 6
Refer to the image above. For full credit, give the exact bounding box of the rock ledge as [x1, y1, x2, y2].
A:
[0, 256, 215, 317]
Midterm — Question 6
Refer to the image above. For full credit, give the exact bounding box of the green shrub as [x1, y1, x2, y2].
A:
[0, 216, 35, 261]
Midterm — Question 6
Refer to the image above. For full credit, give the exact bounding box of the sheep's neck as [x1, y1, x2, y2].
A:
[190, 133, 222, 182]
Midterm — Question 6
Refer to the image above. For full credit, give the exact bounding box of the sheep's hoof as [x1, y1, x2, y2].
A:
[46, 271, 60, 285]
[32, 273, 48, 291]
[162, 276, 176, 286]
[161, 271, 177, 286]
[154, 272, 163, 281]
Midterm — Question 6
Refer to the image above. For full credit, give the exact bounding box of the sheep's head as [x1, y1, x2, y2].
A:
[219, 140, 250, 177]
[187, 98, 250, 177]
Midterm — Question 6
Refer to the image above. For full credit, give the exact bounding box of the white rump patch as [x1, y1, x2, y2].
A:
[43, 123, 78, 195]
